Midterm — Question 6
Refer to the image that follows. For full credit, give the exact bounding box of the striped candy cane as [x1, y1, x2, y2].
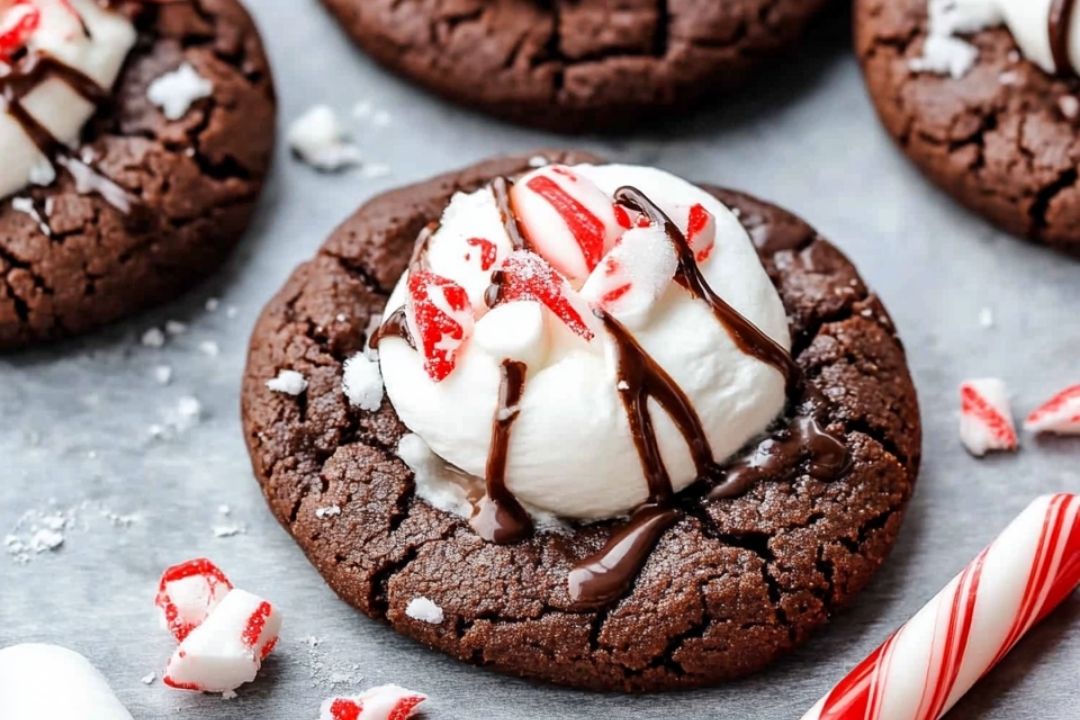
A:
[802, 493, 1080, 720]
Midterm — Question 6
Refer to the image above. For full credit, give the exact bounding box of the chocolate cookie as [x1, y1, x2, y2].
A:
[856, 0, 1080, 256]
[320, 0, 830, 132]
[0, 0, 276, 349]
[242, 152, 921, 692]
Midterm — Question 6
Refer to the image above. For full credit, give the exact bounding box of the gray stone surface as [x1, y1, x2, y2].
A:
[1, 2, 1077, 718]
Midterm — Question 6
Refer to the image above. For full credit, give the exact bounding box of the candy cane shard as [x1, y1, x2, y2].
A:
[163, 588, 282, 693]
[959, 379, 1018, 456]
[154, 557, 234, 641]
[1024, 384, 1080, 436]
[801, 493, 1080, 720]
[319, 684, 427, 720]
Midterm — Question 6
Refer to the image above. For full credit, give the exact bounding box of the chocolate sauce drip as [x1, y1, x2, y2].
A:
[1050, 0, 1078, 76]
[470, 359, 534, 544]
[490, 176, 528, 251]
[709, 416, 850, 500]
[368, 306, 415, 350]
[614, 186, 800, 395]
[600, 311, 713, 501]
[0, 8, 138, 212]
[567, 504, 680, 609]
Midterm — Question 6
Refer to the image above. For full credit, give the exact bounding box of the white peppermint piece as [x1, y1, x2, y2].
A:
[0, 644, 134, 720]
[266, 369, 308, 396]
[580, 225, 677, 325]
[1024, 385, 1080, 436]
[405, 597, 444, 624]
[147, 63, 213, 121]
[164, 589, 281, 693]
[343, 353, 384, 411]
[288, 105, 362, 171]
[155, 558, 234, 641]
[318, 685, 427, 720]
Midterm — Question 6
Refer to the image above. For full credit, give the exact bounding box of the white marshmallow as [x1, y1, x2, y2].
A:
[163, 589, 282, 693]
[472, 301, 548, 367]
[0, 644, 133, 720]
[342, 353, 384, 411]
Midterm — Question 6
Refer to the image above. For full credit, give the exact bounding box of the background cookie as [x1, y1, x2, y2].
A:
[856, 0, 1080, 257]
[319, 0, 830, 132]
[0, 0, 276, 349]
[242, 152, 921, 692]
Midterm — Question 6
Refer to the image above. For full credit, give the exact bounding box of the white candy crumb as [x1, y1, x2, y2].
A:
[342, 353, 384, 411]
[405, 597, 444, 625]
[165, 320, 187, 336]
[141, 327, 166, 348]
[267, 369, 308, 396]
[29, 528, 64, 553]
[371, 110, 392, 127]
[979, 307, 995, 329]
[177, 396, 202, 430]
[315, 505, 341, 519]
[222, 690, 238, 700]
[288, 105, 362, 171]
[148, 63, 214, 120]
[362, 162, 391, 179]
[1059, 95, 1080, 121]
[218, 504, 231, 516]
[352, 100, 372, 119]
[11, 196, 51, 235]
[226, 305, 238, 319]
[154, 365, 173, 385]
[142, 672, 156, 685]
[205, 297, 220, 312]
[199, 340, 220, 357]
[617, 381, 630, 391]
[213, 524, 245, 538]
[527, 155, 550, 168]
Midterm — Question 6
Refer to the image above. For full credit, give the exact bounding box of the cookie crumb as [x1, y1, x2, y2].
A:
[267, 369, 308, 396]
[405, 597, 444, 624]
[342, 353, 383, 411]
[288, 105, 362, 172]
[148, 63, 213, 121]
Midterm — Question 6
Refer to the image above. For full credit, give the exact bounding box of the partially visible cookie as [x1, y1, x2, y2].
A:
[856, 0, 1080, 256]
[242, 151, 921, 692]
[0, 0, 276, 349]
[320, 0, 830, 132]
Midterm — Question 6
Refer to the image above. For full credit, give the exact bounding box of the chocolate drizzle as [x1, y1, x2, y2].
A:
[490, 176, 528, 251]
[614, 187, 800, 395]
[0, 3, 142, 211]
[1050, 0, 1078, 76]
[368, 306, 415, 350]
[470, 359, 534, 544]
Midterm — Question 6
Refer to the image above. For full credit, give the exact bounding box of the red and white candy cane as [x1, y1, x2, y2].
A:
[802, 493, 1080, 720]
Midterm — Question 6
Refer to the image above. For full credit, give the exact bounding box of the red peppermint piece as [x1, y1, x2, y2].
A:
[465, 236, 497, 271]
[0, 1, 41, 61]
[155, 557, 233, 642]
[525, 174, 606, 270]
[1025, 384, 1080, 436]
[494, 250, 594, 340]
[686, 203, 716, 263]
[613, 204, 651, 230]
[407, 270, 475, 382]
[960, 379, 1018, 457]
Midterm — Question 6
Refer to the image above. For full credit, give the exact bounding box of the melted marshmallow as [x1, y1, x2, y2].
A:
[378, 164, 791, 520]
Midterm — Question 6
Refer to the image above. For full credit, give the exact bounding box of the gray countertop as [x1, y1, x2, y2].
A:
[1, 2, 1077, 718]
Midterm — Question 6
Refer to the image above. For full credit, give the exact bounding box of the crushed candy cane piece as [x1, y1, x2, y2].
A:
[319, 685, 427, 720]
[1024, 384, 1080, 436]
[155, 558, 233, 642]
[960, 379, 1018, 456]
[266, 369, 308, 396]
[493, 250, 594, 340]
[580, 225, 677, 320]
[511, 166, 621, 282]
[163, 589, 281, 693]
[405, 597, 444, 624]
[407, 270, 475, 382]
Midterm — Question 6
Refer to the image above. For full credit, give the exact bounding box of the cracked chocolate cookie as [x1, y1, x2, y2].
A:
[242, 151, 921, 692]
[0, 0, 276, 349]
[857, 0, 1080, 256]
[319, 0, 830, 132]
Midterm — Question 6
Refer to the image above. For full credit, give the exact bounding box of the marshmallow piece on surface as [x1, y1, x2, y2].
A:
[960, 378, 1018, 456]
[343, 352, 384, 410]
[580, 225, 677, 325]
[319, 684, 427, 720]
[1025, 384, 1080, 435]
[163, 589, 282, 693]
[510, 165, 622, 283]
[155, 557, 234, 641]
[0, 644, 133, 720]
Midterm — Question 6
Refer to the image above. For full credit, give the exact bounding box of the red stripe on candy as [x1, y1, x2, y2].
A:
[526, 175, 606, 272]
